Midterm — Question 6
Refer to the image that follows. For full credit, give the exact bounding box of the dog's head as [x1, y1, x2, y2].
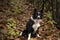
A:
[32, 9, 43, 20]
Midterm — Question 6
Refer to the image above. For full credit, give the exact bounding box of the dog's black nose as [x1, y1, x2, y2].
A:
[37, 16, 40, 19]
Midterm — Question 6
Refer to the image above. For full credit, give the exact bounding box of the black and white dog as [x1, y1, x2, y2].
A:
[20, 9, 43, 40]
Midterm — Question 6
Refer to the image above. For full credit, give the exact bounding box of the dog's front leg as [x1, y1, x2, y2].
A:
[28, 33, 31, 40]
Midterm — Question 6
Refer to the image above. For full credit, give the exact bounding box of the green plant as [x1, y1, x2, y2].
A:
[10, 0, 21, 14]
[7, 18, 19, 36]
[44, 11, 57, 24]
[44, 11, 52, 19]
[47, 20, 57, 24]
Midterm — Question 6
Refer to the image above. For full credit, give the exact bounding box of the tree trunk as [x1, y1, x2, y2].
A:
[53, 0, 60, 29]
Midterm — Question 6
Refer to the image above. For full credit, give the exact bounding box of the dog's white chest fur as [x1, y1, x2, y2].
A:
[32, 22, 40, 32]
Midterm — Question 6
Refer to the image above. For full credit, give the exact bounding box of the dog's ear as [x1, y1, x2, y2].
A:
[34, 8, 37, 12]
[40, 10, 43, 13]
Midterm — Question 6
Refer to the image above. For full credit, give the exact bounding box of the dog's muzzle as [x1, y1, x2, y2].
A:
[37, 16, 40, 19]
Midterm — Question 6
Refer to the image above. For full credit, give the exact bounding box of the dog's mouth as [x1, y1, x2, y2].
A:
[37, 17, 40, 19]
[35, 18, 42, 23]
[35, 19, 40, 23]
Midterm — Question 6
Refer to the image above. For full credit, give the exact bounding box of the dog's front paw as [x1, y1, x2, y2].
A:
[28, 37, 31, 40]
[28, 36, 31, 40]
[28, 39, 31, 40]
[37, 34, 40, 37]
[19, 32, 23, 36]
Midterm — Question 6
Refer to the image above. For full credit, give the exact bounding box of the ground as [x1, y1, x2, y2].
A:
[0, 0, 60, 40]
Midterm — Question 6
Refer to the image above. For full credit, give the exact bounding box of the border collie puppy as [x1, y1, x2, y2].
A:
[20, 9, 43, 40]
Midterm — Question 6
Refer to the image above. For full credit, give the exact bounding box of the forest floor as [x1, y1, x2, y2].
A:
[0, 0, 60, 40]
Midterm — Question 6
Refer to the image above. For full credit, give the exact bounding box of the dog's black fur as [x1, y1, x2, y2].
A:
[20, 9, 43, 39]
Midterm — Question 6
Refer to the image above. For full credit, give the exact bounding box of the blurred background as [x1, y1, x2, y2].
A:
[0, 0, 60, 40]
